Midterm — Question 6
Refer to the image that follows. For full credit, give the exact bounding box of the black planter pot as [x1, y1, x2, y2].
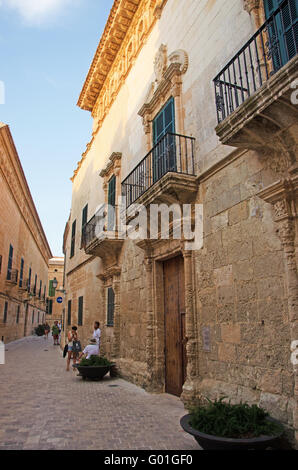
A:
[77, 365, 111, 380]
[180, 414, 283, 450]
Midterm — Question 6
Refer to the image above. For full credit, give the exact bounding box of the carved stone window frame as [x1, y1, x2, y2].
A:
[243, 0, 266, 29]
[100, 152, 122, 208]
[138, 45, 189, 151]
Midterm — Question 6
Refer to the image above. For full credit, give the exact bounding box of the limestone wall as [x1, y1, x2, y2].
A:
[0, 127, 50, 343]
[196, 148, 295, 435]
[65, 0, 297, 440]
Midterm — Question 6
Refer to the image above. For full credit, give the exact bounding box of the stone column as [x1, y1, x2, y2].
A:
[273, 200, 298, 444]
[258, 174, 298, 445]
[181, 248, 198, 404]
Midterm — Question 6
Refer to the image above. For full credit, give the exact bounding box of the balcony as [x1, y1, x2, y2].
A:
[82, 209, 124, 267]
[214, 0, 297, 151]
[121, 133, 197, 210]
[6, 269, 18, 286]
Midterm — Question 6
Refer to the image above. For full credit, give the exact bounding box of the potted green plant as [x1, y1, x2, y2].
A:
[77, 355, 114, 380]
[180, 397, 284, 450]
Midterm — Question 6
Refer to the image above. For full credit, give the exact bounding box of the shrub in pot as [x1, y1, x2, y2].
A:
[77, 355, 114, 380]
[180, 397, 284, 450]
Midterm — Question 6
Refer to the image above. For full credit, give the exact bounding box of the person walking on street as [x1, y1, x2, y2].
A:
[66, 326, 79, 371]
[44, 323, 50, 340]
[52, 321, 60, 346]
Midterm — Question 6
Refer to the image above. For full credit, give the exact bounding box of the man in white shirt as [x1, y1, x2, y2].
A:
[80, 338, 99, 359]
[93, 321, 101, 349]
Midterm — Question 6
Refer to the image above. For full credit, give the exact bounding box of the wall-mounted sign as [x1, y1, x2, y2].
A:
[57, 297, 63, 304]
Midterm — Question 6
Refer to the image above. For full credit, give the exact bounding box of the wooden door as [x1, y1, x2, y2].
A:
[163, 256, 187, 396]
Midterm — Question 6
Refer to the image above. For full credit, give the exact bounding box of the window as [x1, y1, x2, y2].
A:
[39, 280, 42, 298]
[19, 258, 24, 288]
[108, 176, 116, 230]
[0, 255, 2, 273]
[48, 280, 56, 297]
[70, 220, 76, 258]
[152, 97, 176, 181]
[43, 285, 46, 300]
[78, 296, 83, 326]
[33, 275, 37, 296]
[81, 204, 88, 246]
[107, 287, 115, 327]
[264, 0, 298, 70]
[3, 302, 8, 323]
[46, 299, 53, 315]
[7, 244, 13, 280]
[27, 268, 32, 292]
[67, 300, 72, 326]
[16, 305, 20, 324]
[37, 311, 40, 324]
[32, 310, 34, 324]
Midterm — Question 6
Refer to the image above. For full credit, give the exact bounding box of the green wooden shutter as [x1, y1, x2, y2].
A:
[16, 306, 20, 324]
[7, 244, 13, 280]
[3, 302, 8, 323]
[153, 97, 176, 181]
[107, 287, 115, 326]
[33, 275, 37, 295]
[108, 176, 116, 230]
[49, 280, 55, 297]
[28, 268, 32, 292]
[153, 97, 175, 145]
[67, 300, 72, 326]
[264, 0, 297, 69]
[19, 258, 24, 288]
[78, 296, 83, 326]
[70, 220, 76, 258]
[81, 204, 88, 246]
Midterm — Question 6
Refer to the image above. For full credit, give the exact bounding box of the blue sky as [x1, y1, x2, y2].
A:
[0, 0, 114, 256]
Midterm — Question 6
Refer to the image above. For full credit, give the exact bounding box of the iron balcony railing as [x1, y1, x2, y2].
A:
[214, 0, 297, 123]
[122, 132, 196, 208]
[82, 214, 100, 249]
[82, 205, 115, 249]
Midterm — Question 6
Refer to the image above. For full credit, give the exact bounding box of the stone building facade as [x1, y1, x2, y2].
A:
[0, 123, 52, 343]
[46, 257, 65, 328]
[64, 0, 298, 444]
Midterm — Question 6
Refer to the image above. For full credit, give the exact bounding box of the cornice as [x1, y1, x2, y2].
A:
[0, 124, 52, 264]
[78, 0, 142, 112]
[72, 0, 168, 183]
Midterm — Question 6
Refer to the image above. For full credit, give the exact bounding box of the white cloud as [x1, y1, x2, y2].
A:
[2, 0, 75, 25]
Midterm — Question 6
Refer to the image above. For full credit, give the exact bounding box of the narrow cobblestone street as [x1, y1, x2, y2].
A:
[0, 337, 198, 450]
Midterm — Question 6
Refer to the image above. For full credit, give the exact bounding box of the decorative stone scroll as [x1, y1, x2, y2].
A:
[243, 0, 261, 14]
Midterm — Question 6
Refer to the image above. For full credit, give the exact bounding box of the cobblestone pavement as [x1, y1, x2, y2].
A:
[0, 336, 199, 450]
